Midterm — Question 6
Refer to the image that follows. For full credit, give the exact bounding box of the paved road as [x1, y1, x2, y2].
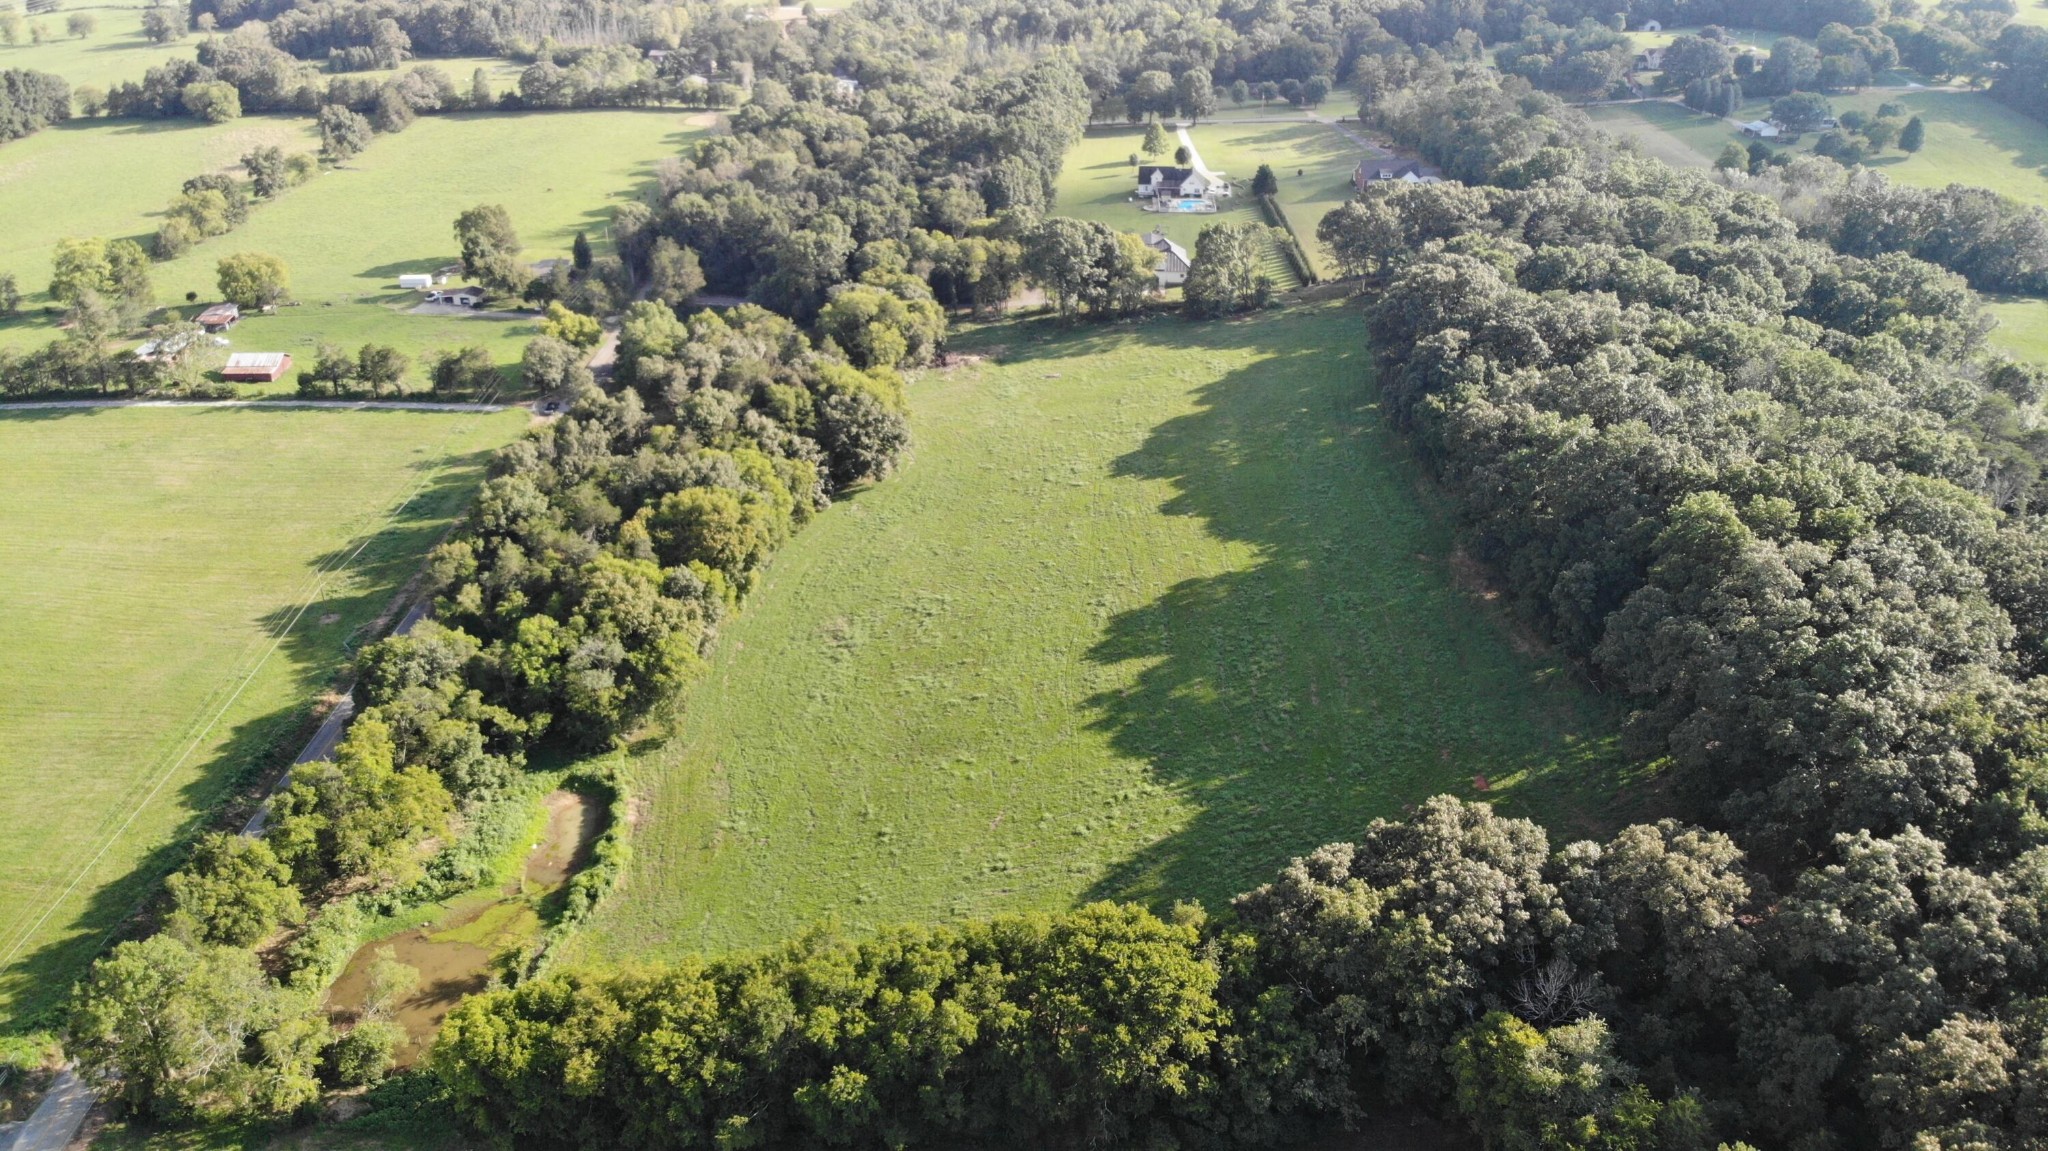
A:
[241, 601, 432, 836]
[0, 398, 515, 413]
[4, 1068, 93, 1151]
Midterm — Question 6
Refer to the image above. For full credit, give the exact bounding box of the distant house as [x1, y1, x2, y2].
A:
[195, 303, 240, 332]
[832, 74, 860, 99]
[1142, 228, 1191, 289]
[1739, 120, 1780, 138]
[222, 352, 292, 382]
[1635, 47, 1666, 70]
[1639, 18, 1662, 31]
[646, 48, 669, 62]
[1138, 165, 1209, 199]
[1353, 158, 1443, 191]
[427, 286, 488, 307]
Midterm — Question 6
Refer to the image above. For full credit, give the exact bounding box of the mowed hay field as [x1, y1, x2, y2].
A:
[0, 0, 200, 94]
[571, 303, 1634, 965]
[0, 115, 321, 340]
[1, 109, 706, 390]
[1056, 124, 1301, 290]
[1186, 118, 1367, 278]
[0, 405, 529, 1026]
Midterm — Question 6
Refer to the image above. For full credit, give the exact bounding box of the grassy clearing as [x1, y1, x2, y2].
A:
[0, 0, 198, 93]
[1187, 118, 1366, 278]
[569, 303, 1636, 967]
[1989, 297, 2048, 363]
[0, 405, 530, 1029]
[1055, 124, 1302, 290]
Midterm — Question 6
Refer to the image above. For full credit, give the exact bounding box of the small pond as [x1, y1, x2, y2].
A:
[324, 789, 602, 1064]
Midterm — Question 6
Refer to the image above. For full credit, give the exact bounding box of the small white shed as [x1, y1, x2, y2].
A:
[399, 274, 434, 290]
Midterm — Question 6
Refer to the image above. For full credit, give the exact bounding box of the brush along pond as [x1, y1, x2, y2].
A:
[324, 788, 604, 1063]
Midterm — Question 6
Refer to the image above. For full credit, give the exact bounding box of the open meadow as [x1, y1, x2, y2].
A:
[0, 405, 530, 1028]
[0, 115, 320, 347]
[1056, 124, 1302, 289]
[1589, 89, 2048, 208]
[569, 303, 1636, 965]
[2, 108, 704, 392]
[0, 0, 199, 93]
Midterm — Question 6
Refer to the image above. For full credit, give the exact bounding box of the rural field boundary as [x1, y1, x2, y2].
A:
[0, 398, 511, 982]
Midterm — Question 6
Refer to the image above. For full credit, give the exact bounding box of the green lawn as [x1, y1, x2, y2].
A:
[0, 0, 198, 93]
[568, 303, 1636, 966]
[1187, 119, 1366, 278]
[0, 406, 530, 1028]
[1055, 124, 1302, 290]
[1590, 89, 2048, 208]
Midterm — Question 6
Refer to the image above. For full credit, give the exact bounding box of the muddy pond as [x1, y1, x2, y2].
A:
[325, 789, 603, 1063]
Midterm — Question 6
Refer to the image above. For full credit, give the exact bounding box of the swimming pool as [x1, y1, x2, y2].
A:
[1155, 198, 1217, 213]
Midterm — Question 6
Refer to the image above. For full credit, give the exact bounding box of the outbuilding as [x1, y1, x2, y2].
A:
[196, 303, 240, 332]
[1142, 228, 1191, 288]
[398, 274, 435, 290]
[426, 286, 488, 307]
[222, 352, 292, 383]
[1739, 119, 1781, 138]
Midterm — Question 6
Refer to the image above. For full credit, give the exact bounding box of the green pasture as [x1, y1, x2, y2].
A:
[0, 115, 319, 349]
[0, 0, 198, 94]
[569, 303, 1635, 966]
[144, 109, 701, 303]
[2, 109, 703, 390]
[1055, 124, 1302, 290]
[1187, 119, 1365, 278]
[0, 405, 529, 1029]
[1589, 88, 2048, 210]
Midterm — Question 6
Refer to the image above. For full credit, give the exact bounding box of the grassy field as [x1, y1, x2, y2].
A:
[1590, 89, 2048, 203]
[0, 0, 198, 93]
[569, 303, 1637, 966]
[1187, 119, 1366, 278]
[0, 115, 320, 343]
[0, 405, 530, 1028]
[1, 108, 704, 390]
[1056, 124, 1302, 290]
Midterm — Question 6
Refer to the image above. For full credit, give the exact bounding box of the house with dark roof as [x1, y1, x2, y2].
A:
[1142, 228, 1191, 288]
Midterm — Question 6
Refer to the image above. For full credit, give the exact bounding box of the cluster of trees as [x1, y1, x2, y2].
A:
[1310, 64, 2048, 1147]
[0, 67, 68, 143]
[151, 155, 313, 258]
[1733, 152, 2048, 293]
[1496, 20, 1634, 99]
